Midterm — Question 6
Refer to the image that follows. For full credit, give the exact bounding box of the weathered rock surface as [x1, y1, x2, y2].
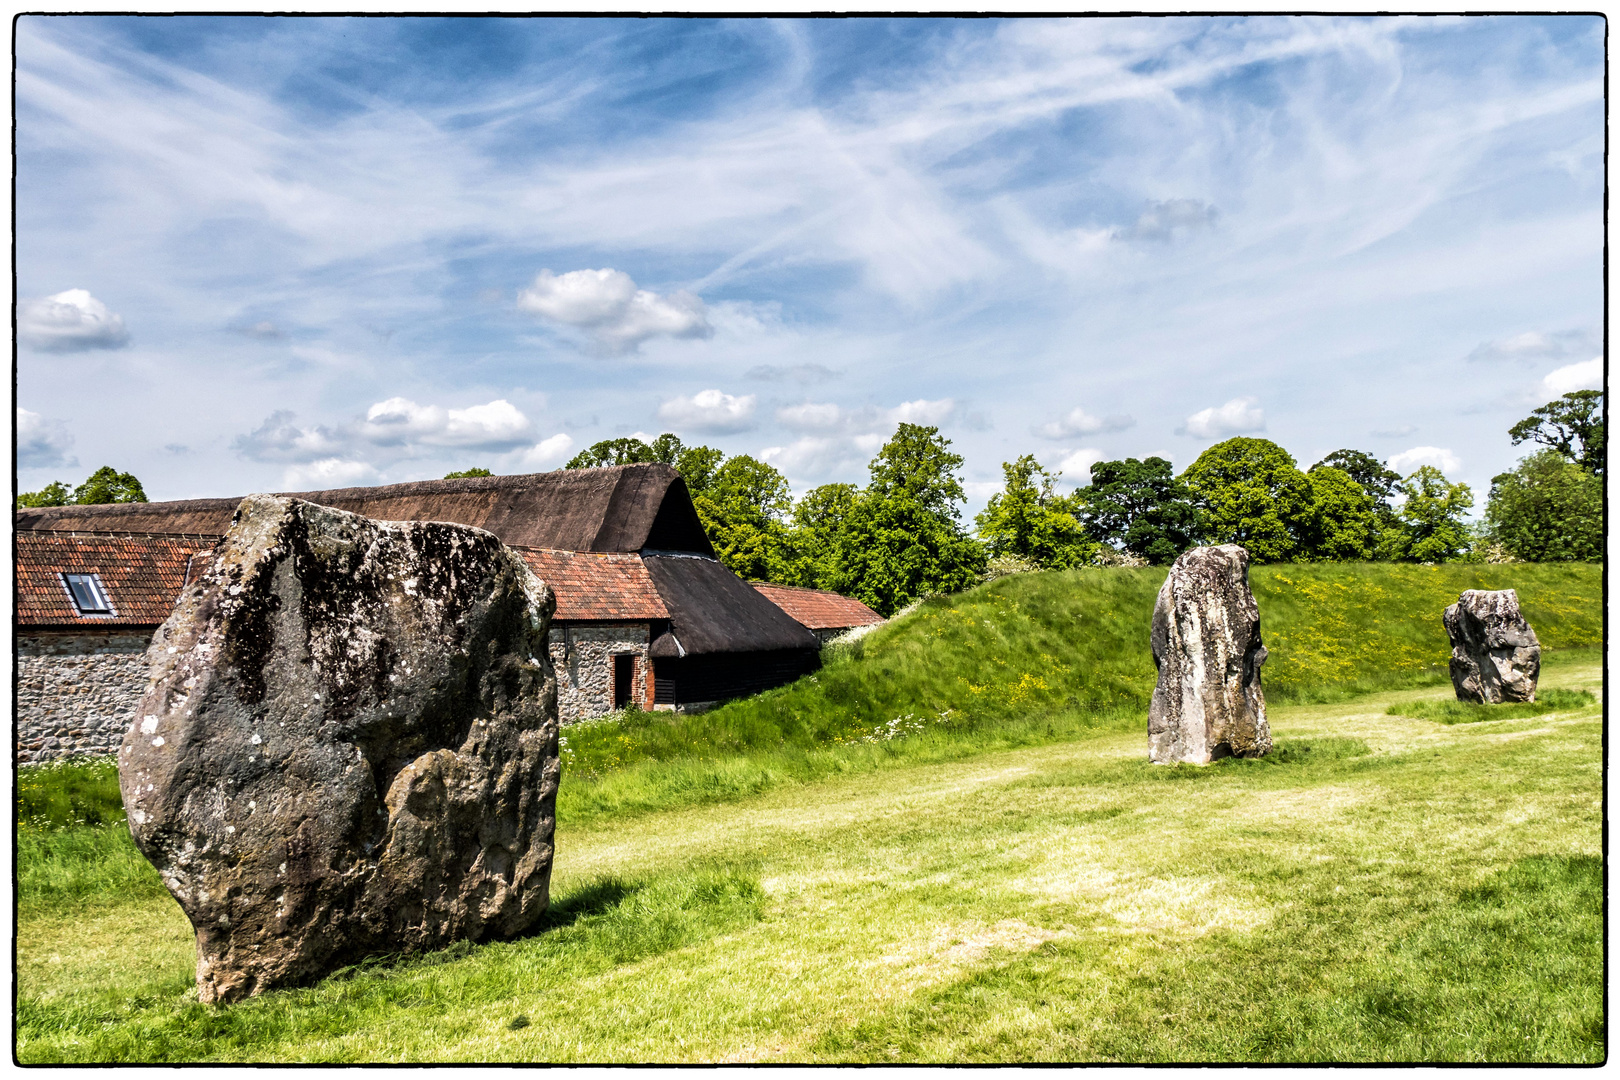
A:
[119, 495, 559, 1004]
[1443, 589, 1540, 703]
[1148, 544, 1271, 764]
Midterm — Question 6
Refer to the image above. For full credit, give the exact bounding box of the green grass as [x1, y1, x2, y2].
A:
[557, 562, 1601, 821]
[1386, 688, 1599, 725]
[14, 562, 1603, 1062]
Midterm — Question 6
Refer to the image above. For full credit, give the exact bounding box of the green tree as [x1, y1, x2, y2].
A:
[822, 425, 986, 616]
[1509, 390, 1605, 477]
[974, 455, 1095, 569]
[17, 481, 72, 508]
[443, 467, 492, 479]
[19, 467, 148, 510]
[1485, 450, 1603, 562]
[566, 436, 662, 468]
[779, 482, 858, 589]
[1383, 466, 1474, 563]
[74, 467, 148, 505]
[674, 445, 726, 497]
[566, 432, 727, 499]
[692, 455, 794, 582]
[1077, 456, 1205, 565]
[1298, 466, 1378, 561]
[1180, 438, 1311, 562]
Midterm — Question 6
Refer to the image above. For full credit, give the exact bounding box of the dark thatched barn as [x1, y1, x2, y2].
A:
[15, 466, 855, 760]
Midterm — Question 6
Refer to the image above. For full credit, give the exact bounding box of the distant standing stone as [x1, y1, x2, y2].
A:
[120, 495, 559, 1004]
[1148, 544, 1272, 764]
[1443, 589, 1540, 703]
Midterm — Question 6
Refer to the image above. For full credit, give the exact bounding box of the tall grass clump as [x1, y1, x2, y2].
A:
[17, 756, 166, 908]
[1386, 688, 1598, 725]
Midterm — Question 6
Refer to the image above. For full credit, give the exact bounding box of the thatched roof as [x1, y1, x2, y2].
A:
[15, 465, 715, 556]
[645, 555, 819, 657]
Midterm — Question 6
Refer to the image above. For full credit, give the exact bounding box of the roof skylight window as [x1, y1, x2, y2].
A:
[62, 572, 113, 616]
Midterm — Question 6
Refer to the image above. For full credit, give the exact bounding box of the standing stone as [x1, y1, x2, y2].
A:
[119, 495, 559, 1004]
[1148, 544, 1272, 764]
[1443, 589, 1540, 703]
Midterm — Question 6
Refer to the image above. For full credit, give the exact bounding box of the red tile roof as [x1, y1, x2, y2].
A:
[15, 532, 216, 627]
[517, 548, 668, 622]
[751, 583, 884, 631]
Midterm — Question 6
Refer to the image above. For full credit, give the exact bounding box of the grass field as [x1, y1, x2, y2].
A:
[14, 563, 1605, 1063]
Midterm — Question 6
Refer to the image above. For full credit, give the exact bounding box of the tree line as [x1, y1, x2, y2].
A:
[559, 389, 1601, 615]
[19, 390, 1600, 618]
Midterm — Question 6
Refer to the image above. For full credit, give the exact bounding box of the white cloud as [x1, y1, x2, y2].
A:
[1037, 406, 1134, 439]
[233, 410, 346, 463]
[1467, 328, 1598, 364]
[1057, 448, 1106, 482]
[657, 389, 757, 434]
[760, 436, 867, 479]
[888, 398, 956, 426]
[507, 432, 576, 471]
[517, 268, 711, 354]
[1181, 397, 1265, 439]
[964, 480, 1004, 500]
[1387, 446, 1461, 476]
[17, 407, 77, 469]
[1542, 357, 1602, 397]
[281, 458, 379, 490]
[776, 402, 846, 431]
[18, 289, 130, 352]
[360, 397, 533, 449]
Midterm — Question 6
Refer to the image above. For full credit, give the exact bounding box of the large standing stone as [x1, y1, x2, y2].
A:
[1443, 589, 1540, 703]
[119, 495, 559, 1004]
[1148, 544, 1272, 764]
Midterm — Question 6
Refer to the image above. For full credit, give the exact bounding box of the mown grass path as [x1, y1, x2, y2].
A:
[17, 657, 1602, 1063]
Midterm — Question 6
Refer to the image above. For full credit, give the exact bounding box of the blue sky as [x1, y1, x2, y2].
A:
[15, 15, 1604, 518]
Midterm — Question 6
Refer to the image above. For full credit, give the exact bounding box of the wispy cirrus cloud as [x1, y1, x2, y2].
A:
[11, 17, 1603, 511]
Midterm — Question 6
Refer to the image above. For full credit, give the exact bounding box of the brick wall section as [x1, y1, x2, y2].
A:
[17, 631, 156, 764]
[547, 623, 653, 723]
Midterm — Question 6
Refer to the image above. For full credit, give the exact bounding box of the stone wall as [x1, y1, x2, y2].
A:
[19, 621, 659, 757]
[17, 631, 155, 763]
[547, 623, 651, 723]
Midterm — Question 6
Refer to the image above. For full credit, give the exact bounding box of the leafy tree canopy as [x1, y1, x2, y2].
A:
[1078, 456, 1204, 565]
[1509, 390, 1605, 477]
[692, 455, 794, 582]
[1298, 465, 1378, 562]
[443, 467, 492, 479]
[867, 423, 967, 518]
[19, 467, 148, 508]
[17, 481, 72, 508]
[565, 432, 726, 497]
[1485, 450, 1602, 562]
[1310, 449, 1403, 508]
[565, 436, 665, 468]
[1180, 438, 1310, 562]
[1383, 466, 1474, 563]
[974, 455, 1094, 570]
[815, 426, 985, 616]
